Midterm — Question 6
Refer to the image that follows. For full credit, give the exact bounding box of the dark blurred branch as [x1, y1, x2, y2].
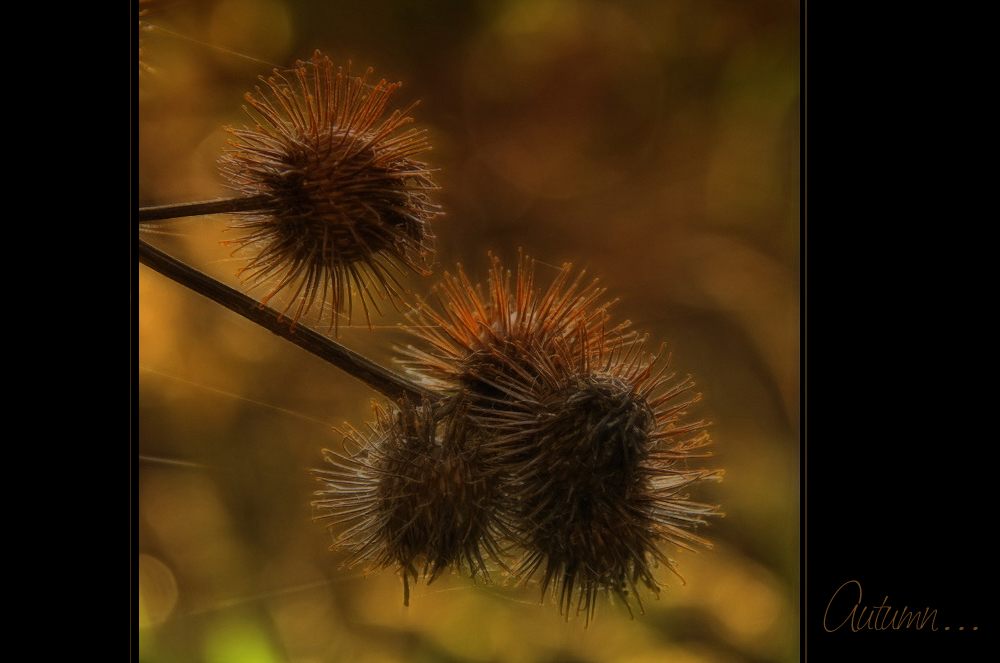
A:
[137, 239, 434, 403]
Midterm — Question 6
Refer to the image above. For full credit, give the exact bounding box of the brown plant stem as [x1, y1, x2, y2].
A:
[137, 195, 271, 222]
[137, 238, 435, 403]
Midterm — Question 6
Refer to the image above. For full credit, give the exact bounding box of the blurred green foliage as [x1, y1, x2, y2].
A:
[137, 1, 800, 661]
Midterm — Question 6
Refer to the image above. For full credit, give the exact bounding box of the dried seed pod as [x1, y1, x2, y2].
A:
[313, 397, 509, 605]
[396, 253, 625, 415]
[220, 51, 440, 329]
[397, 254, 721, 622]
[489, 340, 722, 624]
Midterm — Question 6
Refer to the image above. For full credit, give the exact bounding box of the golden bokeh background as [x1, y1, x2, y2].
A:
[136, 1, 800, 661]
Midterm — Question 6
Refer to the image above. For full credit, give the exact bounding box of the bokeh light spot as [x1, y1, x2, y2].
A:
[138, 553, 179, 628]
[205, 616, 280, 663]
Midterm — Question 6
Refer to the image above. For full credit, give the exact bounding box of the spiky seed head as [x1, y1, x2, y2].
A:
[491, 348, 722, 624]
[312, 397, 508, 605]
[220, 51, 440, 330]
[396, 252, 627, 415]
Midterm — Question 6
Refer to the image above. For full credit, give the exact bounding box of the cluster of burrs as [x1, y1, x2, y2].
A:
[141, 50, 722, 624]
[314, 256, 722, 623]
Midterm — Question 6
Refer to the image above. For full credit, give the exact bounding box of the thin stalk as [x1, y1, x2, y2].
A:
[137, 238, 434, 403]
[138, 195, 271, 222]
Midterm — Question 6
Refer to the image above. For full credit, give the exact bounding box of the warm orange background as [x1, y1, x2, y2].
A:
[137, 1, 800, 661]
